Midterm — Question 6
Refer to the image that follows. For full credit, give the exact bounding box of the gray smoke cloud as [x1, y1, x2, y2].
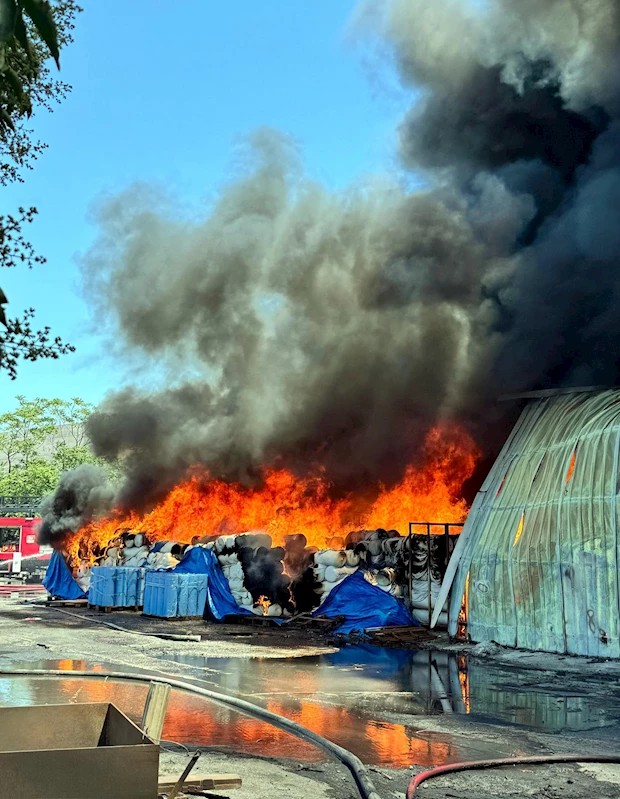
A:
[39, 465, 115, 545]
[43, 0, 620, 536]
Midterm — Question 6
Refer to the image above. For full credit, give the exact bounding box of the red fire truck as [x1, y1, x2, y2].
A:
[0, 517, 48, 574]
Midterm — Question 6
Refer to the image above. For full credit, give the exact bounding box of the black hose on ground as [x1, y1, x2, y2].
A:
[0, 668, 381, 799]
[40, 605, 201, 642]
[407, 754, 620, 797]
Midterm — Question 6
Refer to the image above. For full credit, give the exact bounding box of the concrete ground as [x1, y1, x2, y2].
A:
[1, 597, 620, 798]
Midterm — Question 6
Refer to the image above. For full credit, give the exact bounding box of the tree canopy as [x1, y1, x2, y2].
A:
[0, 395, 120, 497]
[0, 0, 81, 378]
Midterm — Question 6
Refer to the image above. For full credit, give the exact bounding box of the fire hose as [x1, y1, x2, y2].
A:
[0, 668, 381, 799]
[407, 754, 620, 797]
[38, 604, 202, 641]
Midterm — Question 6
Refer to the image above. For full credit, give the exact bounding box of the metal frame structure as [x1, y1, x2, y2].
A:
[0, 496, 41, 517]
[407, 522, 464, 626]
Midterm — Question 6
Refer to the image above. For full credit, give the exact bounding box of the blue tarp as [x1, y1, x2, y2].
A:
[312, 570, 417, 634]
[173, 546, 418, 633]
[174, 546, 252, 621]
[42, 551, 87, 600]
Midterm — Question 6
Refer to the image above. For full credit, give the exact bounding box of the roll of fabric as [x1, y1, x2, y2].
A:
[412, 608, 448, 627]
[377, 582, 402, 597]
[215, 534, 237, 554]
[375, 567, 396, 587]
[314, 550, 347, 567]
[365, 539, 383, 558]
[410, 578, 443, 610]
[345, 550, 360, 568]
[324, 564, 358, 583]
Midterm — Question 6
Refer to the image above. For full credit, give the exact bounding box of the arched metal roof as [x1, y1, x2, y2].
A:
[449, 389, 620, 657]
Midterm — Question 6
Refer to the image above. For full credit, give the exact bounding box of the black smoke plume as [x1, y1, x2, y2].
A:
[42, 0, 620, 539]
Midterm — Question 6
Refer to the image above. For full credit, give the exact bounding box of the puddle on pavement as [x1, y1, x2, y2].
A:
[0, 646, 617, 767]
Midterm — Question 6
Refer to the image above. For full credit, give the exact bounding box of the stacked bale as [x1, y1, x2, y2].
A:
[215, 534, 253, 611]
[76, 560, 91, 592]
[121, 533, 150, 567]
[145, 541, 183, 569]
[407, 534, 457, 626]
[313, 548, 360, 605]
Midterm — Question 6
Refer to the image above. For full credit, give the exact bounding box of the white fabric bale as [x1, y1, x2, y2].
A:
[412, 608, 448, 627]
[324, 565, 357, 583]
[365, 540, 383, 557]
[250, 606, 265, 616]
[267, 603, 282, 617]
[345, 550, 360, 567]
[215, 534, 237, 553]
[159, 541, 181, 554]
[146, 552, 177, 569]
[411, 578, 444, 611]
[378, 583, 402, 597]
[126, 545, 148, 559]
[218, 553, 239, 567]
[314, 550, 347, 567]
[375, 567, 396, 587]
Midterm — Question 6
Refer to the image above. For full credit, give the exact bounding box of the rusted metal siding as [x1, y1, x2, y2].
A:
[449, 389, 620, 657]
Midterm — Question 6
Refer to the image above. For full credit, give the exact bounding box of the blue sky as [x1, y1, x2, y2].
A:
[1, 0, 405, 413]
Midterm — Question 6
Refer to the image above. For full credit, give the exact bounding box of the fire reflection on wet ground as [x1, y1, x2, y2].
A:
[0, 646, 617, 767]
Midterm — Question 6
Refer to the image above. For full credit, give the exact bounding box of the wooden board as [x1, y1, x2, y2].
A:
[89, 604, 142, 613]
[158, 773, 242, 791]
[45, 598, 88, 607]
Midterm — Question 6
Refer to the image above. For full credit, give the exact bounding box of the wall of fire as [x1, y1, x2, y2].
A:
[449, 389, 620, 658]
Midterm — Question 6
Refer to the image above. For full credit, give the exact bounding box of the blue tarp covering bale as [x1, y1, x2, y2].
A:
[42, 551, 87, 600]
[173, 546, 253, 621]
[312, 571, 417, 634]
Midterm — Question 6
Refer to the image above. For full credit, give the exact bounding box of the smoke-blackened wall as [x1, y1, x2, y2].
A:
[43, 0, 620, 536]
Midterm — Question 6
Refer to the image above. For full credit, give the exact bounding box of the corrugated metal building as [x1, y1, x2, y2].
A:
[448, 388, 620, 657]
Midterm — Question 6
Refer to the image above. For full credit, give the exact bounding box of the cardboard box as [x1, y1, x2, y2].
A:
[0, 702, 159, 799]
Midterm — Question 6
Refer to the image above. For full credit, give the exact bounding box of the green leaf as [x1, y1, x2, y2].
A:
[18, 0, 59, 68]
[0, 0, 18, 47]
[0, 106, 14, 129]
[12, 8, 31, 60]
[4, 65, 25, 102]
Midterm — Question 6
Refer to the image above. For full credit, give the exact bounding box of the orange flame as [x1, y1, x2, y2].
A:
[565, 449, 577, 484]
[65, 422, 480, 565]
[257, 595, 271, 615]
